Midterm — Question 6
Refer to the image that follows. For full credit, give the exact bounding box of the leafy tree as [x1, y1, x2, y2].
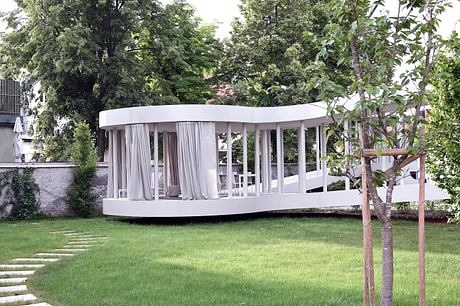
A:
[138, 1, 222, 104]
[427, 34, 460, 224]
[68, 121, 98, 217]
[221, 0, 349, 107]
[0, 0, 157, 159]
[312, 1, 450, 304]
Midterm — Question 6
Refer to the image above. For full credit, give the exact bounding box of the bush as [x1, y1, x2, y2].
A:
[68, 122, 98, 217]
[427, 35, 460, 223]
[0, 169, 40, 220]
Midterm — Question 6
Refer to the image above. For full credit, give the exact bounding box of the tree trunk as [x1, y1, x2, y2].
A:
[381, 218, 394, 306]
[96, 128, 106, 162]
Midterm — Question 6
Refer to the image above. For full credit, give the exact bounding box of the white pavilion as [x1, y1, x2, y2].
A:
[99, 102, 448, 217]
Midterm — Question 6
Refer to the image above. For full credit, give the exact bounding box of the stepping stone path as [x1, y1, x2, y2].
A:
[0, 229, 107, 305]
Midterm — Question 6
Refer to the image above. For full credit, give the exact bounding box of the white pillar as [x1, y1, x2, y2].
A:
[344, 120, 350, 191]
[255, 125, 260, 196]
[112, 129, 119, 199]
[243, 123, 248, 197]
[316, 125, 320, 174]
[154, 124, 159, 201]
[121, 130, 127, 194]
[267, 131, 272, 192]
[298, 121, 306, 193]
[281, 128, 284, 193]
[321, 124, 327, 192]
[261, 130, 267, 192]
[276, 124, 282, 194]
[227, 123, 233, 198]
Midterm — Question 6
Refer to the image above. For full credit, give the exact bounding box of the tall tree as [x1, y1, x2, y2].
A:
[138, 1, 222, 104]
[0, 0, 158, 160]
[427, 34, 460, 224]
[313, 1, 449, 305]
[221, 0, 349, 107]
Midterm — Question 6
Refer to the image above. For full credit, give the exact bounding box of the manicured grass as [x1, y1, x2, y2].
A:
[0, 217, 459, 305]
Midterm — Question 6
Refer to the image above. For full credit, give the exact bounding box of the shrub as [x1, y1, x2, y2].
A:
[0, 169, 40, 220]
[68, 122, 98, 217]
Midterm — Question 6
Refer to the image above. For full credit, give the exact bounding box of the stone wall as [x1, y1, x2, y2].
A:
[0, 163, 108, 218]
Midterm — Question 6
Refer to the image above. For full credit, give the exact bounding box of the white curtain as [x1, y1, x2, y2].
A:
[176, 122, 219, 200]
[125, 124, 153, 200]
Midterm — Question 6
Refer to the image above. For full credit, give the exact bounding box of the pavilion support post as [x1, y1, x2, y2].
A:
[316, 126, 321, 174]
[121, 130, 127, 195]
[261, 130, 267, 192]
[344, 120, 350, 191]
[154, 124, 159, 201]
[321, 124, 327, 192]
[276, 124, 282, 194]
[267, 130, 272, 193]
[419, 127, 426, 306]
[281, 128, 284, 193]
[255, 125, 261, 196]
[227, 123, 233, 198]
[243, 123, 248, 197]
[112, 129, 119, 199]
[298, 121, 306, 193]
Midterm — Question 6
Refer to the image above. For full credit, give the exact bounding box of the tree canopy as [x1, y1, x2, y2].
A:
[0, 0, 221, 159]
[427, 34, 460, 224]
[219, 0, 350, 107]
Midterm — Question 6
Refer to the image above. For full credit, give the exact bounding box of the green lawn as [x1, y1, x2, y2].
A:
[0, 217, 459, 305]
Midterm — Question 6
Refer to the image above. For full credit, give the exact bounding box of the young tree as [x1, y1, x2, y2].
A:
[312, 1, 450, 305]
[427, 34, 460, 224]
[68, 121, 98, 217]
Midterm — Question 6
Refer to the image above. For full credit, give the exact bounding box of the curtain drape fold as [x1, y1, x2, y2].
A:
[125, 124, 153, 200]
[176, 122, 218, 200]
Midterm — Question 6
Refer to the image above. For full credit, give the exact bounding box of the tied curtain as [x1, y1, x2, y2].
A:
[125, 124, 153, 200]
[176, 122, 219, 200]
[164, 132, 180, 194]
[107, 129, 126, 198]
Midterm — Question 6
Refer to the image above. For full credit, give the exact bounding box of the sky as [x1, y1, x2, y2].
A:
[1, 0, 458, 38]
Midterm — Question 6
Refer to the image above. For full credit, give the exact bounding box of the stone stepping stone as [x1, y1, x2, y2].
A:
[0, 271, 35, 277]
[0, 264, 45, 269]
[0, 285, 27, 293]
[0, 293, 37, 304]
[23, 303, 53, 306]
[52, 249, 88, 252]
[63, 245, 92, 248]
[67, 241, 98, 245]
[0, 278, 27, 284]
[12, 258, 59, 263]
[35, 253, 75, 257]
[49, 230, 75, 234]
[72, 237, 106, 241]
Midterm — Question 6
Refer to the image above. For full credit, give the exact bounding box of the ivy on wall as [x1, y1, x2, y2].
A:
[0, 169, 40, 220]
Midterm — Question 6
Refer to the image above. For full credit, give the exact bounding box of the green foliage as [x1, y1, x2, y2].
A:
[427, 34, 460, 223]
[0, 169, 40, 220]
[138, 1, 222, 104]
[0, 0, 221, 159]
[68, 122, 98, 217]
[220, 0, 350, 107]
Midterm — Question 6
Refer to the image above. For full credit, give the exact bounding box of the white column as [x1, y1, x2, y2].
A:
[344, 120, 350, 191]
[267, 131, 272, 192]
[255, 125, 260, 196]
[281, 128, 284, 193]
[227, 123, 233, 198]
[298, 121, 306, 193]
[243, 123, 248, 197]
[321, 124, 327, 192]
[154, 124, 159, 201]
[276, 124, 282, 194]
[112, 129, 119, 199]
[261, 130, 267, 192]
[121, 130, 127, 195]
[316, 125, 320, 174]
